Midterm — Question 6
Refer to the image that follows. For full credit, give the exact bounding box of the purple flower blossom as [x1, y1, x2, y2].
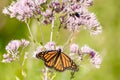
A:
[44, 42, 56, 50]
[70, 43, 79, 53]
[2, 56, 14, 63]
[66, 16, 81, 31]
[69, 43, 82, 63]
[61, 4, 87, 31]
[80, 0, 93, 7]
[68, 0, 93, 7]
[3, 0, 41, 21]
[69, 51, 82, 63]
[90, 54, 102, 68]
[90, 25, 102, 35]
[81, 45, 93, 53]
[81, 45, 100, 59]
[3, 54, 10, 59]
[6, 40, 21, 54]
[51, 1, 65, 13]
[42, 9, 53, 18]
[83, 13, 102, 35]
[21, 39, 30, 47]
[2, 39, 29, 63]
[41, 8, 54, 24]
[59, 3, 102, 35]
[90, 51, 96, 58]
[81, 45, 102, 68]
[2, 53, 14, 63]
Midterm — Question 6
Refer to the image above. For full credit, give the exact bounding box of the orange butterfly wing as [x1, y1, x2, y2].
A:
[36, 50, 78, 71]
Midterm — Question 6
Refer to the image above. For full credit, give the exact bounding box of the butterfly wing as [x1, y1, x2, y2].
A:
[44, 50, 58, 62]
[53, 54, 64, 71]
[36, 50, 78, 71]
[59, 52, 78, 71]
[36, 50, 58, 68]
[44, 50, 58, 67]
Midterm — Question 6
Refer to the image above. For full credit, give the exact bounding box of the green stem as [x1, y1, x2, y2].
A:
[63, 32, 74, 49]
[25, 21, 34, 41]
[50, 18, 54, 42]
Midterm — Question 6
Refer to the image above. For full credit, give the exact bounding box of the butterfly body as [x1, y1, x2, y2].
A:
[36, 49, 78, 72]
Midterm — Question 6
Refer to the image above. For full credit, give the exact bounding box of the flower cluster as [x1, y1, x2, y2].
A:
[3, 0, 41, 21]
[3, 0, 102, 35]
[2, 39, 29, 63]
[60, 2, 102, 35]
[42, 9, 53, 24]
[41, 1, 65, 24]
[69, 44, 82, 62]
[69, 44, 102, 68]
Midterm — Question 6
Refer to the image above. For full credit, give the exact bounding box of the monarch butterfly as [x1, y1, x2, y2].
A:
[36, 49, 78, 72]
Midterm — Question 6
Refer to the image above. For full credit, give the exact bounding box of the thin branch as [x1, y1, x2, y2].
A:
[50, 18, 54, 42]
[25, 21, 34, 41]
[44, 67, 48, 80]
[63, 32, 74, 49]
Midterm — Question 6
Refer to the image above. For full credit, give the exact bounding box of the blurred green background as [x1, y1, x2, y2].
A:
[0, 0, 120, 80]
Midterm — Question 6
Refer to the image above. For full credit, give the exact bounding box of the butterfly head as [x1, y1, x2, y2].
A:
[36, 51, 45, 60]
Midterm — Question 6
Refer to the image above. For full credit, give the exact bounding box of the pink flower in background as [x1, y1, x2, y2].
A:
[2, 39, 29, 63]
[6, 40, 21, 54]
